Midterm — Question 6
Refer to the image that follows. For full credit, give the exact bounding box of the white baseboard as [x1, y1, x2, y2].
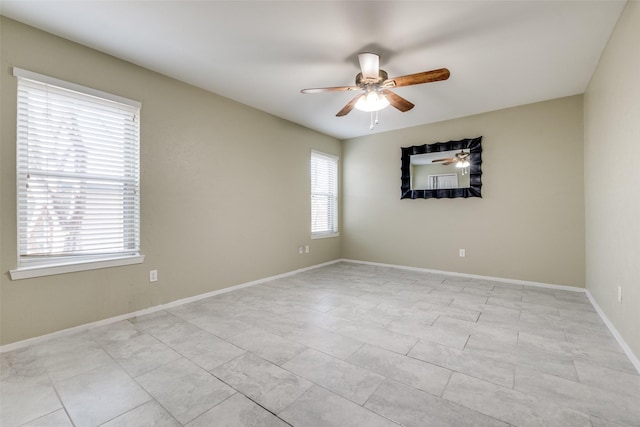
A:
[0, 259, 342, 354]
[584, 290, 640, 374]
[342, 258, 640, 374]
[340, 258, 585, 292]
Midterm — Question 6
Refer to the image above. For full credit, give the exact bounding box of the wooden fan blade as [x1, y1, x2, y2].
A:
[443, 160, 456, 165]
[383, 68, 450, 88]
[381, 89, 414, 112]
[336, 95, 362, 117]
[432, 158, 454, 163]
[301, 86, 360, 94]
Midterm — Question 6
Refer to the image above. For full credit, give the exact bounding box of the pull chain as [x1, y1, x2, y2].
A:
[369, 111, 381, 131]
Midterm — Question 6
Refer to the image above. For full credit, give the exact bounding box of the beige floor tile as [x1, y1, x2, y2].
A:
[444, 372, 591, 427]
[102, 401, 179, 426]
[212, 353, 313, 413]
[349, 344, 452, 395]
[104, 333, 182, 377]
[366, 379, 508, 427]
[408, 340, 513, 388]
[187, 393, 289, 427]
[168, 329, 246, 371]
[515, 366, 640, 425]
[283, 348, 384, 404]
[227, 327, 306, 365]
[0, 374, 62, 427]
[56, 362, 151, 427]
[279, 385, 399, 427]
[284, 325, 364, 359]
[137, 358, 235, 424]
[20, 409, 73, 427]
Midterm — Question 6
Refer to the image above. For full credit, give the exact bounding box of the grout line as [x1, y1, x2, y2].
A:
[47, 372, 76, 427]
[243, 395, 295, 427]
[439, 369, 455, 398]
[361, 379, 386, 407]
[404, 339, 420, 356]
[461, 333, 471, 350]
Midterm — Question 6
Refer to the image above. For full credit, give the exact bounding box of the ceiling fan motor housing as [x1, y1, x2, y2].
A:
[356, 70, 389, 87]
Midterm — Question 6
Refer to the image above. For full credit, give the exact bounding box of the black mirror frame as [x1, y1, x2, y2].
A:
[401, 136, 483, 199]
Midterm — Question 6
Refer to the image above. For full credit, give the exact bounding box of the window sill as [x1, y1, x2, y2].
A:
[311, 232, 340, 240]
[9, 255, 145, 280]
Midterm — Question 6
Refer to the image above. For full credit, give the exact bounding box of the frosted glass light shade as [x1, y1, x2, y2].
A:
[354, 92, 389, 112]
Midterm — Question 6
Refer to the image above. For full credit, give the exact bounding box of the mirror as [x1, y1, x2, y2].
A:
[410, 150, 471, 190]
[401, 136, 482, 199]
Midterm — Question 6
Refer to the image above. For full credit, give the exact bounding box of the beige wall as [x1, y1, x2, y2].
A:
[0, 18, 341, 345]
[342, 95, 585, 287]
[584, 2, 640, 359]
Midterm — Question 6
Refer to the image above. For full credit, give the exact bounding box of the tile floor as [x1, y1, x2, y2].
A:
[1, 262, 639, 426]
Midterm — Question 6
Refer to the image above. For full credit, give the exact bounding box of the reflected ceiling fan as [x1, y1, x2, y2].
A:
[432, 150, 470, 165]
[432, 150, 471, 174]
[300, 52, 450, 127]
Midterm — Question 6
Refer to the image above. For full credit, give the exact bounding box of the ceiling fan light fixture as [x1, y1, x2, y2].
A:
[354, 91, 389, 112]
[456, 158, 471, 175]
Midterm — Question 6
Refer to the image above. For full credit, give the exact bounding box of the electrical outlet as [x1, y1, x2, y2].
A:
[150, 270, 158, 283]
[298, 246, 304, 254]
[305, 245, 310, 253]
[617, 286, 622, 304]
[459, 249, 466, 257]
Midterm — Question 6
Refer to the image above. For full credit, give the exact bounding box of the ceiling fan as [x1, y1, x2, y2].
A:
[300, 53, 450, 119]
[432, 150, 470, 166]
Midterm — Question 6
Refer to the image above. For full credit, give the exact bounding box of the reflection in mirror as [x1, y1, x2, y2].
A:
[401, 136, 482, 199]
[410, 150, 471, 190]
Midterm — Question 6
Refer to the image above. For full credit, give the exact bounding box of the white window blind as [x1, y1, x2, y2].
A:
[311, 150, 338, 237]
[428, 173, 458, 190]
[14, 68, 141, 270]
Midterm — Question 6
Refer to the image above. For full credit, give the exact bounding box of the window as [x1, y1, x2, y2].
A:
[311, 150, 338, 238]
[428, 173, 459, 190]
[11, 68, 143, 280]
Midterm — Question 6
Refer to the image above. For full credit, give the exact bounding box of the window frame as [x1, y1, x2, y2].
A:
[10, 68, 144, 280]
[310, 150, 339, 239]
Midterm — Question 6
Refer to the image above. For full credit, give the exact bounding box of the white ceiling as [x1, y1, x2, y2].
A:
[0, 1, 626, 140]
